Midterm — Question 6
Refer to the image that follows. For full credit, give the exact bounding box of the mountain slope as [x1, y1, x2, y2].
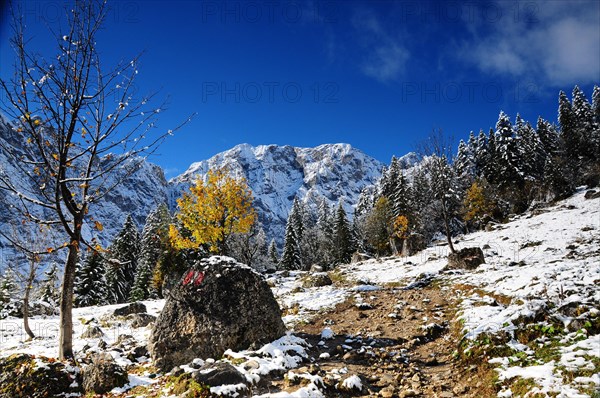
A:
[169, 143, 385, 244]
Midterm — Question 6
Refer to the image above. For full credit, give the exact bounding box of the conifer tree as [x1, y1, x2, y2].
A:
[0, 269, 20, 318]
[364, 197, 393, 256]
[474, 129, 488, 178]
[572, 86, 596, 161]
[280, 213, 301, 270]
[38, 263, 60, 307]
[558, 90, 578, 162]
[105, 215, 140, 304]
[267, 239, 279, 268]
[332, 202, 355, 265]
[74, 251, 107, 307]
[454, 139, 475, 184]
[131, 204, 170, 301]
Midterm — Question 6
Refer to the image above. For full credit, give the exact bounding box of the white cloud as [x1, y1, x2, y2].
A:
[352, 10, 409, 83]
[458, 0, 600, 86]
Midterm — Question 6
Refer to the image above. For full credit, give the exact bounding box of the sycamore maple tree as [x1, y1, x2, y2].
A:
[169, 168, 256, 255]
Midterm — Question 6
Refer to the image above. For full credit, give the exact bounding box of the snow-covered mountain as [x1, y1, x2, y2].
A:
[0, 115, 388, 251]
[169, 143, 385, 244]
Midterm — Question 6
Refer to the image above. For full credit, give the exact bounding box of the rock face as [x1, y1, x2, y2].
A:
[445, 247, 485, 270]
[149, 256, 286, 371]
[82, 353, 128, 394]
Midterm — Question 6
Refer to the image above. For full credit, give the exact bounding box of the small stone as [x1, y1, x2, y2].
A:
[411, 374, 420, 382]
[399, 390, 417, 398]
[380, 386, 395, 397]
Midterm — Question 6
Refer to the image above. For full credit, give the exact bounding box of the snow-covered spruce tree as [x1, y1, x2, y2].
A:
[454, 138, 475, 186]
[105, 215, 140, 304]
[280, 210, 302, 270]
[474, 129, 488, 178]
[130, 204, 170, 301]
[0, 269, 20, 318]
[332, 202, 355, 265]
[591, 85, 600, 161]
[571, 86, 596, 163]
[0, 1, 190, 358]
[495, 112, 524, 191]
[481, 128, 498, 184]
[267, 239, 279, 269]
[74, 251, 106, 307]
[38, 262, 60, 308]
[316, 199, 335, 266]
[558, 90, 579, 164]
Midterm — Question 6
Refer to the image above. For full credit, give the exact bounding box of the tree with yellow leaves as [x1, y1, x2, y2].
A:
[463, 179, 495, 229]
[170, 168, 256, 255]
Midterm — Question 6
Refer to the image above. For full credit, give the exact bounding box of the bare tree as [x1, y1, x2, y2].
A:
[0, 1, 191, 359]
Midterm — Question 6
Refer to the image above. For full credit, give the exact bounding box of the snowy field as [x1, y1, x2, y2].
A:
[0, 190, 598, 397]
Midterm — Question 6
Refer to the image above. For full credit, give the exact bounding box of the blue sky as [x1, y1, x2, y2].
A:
[1, 0, 599, 178]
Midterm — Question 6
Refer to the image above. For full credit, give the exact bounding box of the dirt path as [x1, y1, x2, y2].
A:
[281, 282, 490, 397]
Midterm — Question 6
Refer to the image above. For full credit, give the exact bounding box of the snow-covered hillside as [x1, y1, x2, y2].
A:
[1, 189, 597, 397]
[169, 143, 386, 244]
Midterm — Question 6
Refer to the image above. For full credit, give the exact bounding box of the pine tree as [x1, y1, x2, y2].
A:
[74, 251, 107, 307]
[280, 213, 301, 270]
[0, 269, 20, 318]
[572, 86, 596, 162]
[105, 215, 140, 304]
[131, 204, 170, 301]
[558, 90, 578, 163]
[427, 155, 461, 253]
[474, 129, 488, 179]
[482, 128, 497, 183]
[591, 85, 600, 160]
[38, 263, 60, 307]
[494, 111, 523, 191]
[332, 202, 355, 265]
[267, 239, 279, 267]
[364, 197, 393, 256]
[454, 139, 475, 184]
[390, 172, 412, 222]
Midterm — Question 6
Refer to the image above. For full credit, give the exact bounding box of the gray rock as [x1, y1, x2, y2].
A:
[351, 252, 371, 263]
[302, 272, 332, 288]
[113, 301, 147, 316]
[445, 247, 485, 270]
[149, 256, 286, 371]
[82, 353, 128, 394]
[584, 189, 600, 199]
[192, 361, 247, 386]
[81, 325, 104, 339]
[127, 313, 156, 328]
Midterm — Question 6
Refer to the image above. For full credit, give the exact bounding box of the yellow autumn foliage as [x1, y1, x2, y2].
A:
[392, 215, 410, 240]
[463, 180, 494, 225]
[169, 167, 256, 254]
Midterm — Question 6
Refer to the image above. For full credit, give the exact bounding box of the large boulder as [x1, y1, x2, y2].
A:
[149, 256, 286, 371]
[445, 247, 485, 270]
[82, 353, 128, 394]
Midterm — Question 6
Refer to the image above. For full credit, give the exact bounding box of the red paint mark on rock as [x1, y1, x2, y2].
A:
[193, 271, 205, 286]
[182, 270, 195, 286]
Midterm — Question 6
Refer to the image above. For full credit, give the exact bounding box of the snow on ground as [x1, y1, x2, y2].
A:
[0, 190, 598, 397]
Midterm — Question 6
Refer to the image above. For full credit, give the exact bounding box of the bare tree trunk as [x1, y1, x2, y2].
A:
[59, 242, 79, 360]
[23, 261, 36, 340]
[442, 201, 456, 254]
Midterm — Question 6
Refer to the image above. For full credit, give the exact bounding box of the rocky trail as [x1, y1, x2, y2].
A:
[262, 281, 487, 397]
